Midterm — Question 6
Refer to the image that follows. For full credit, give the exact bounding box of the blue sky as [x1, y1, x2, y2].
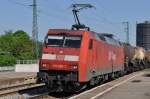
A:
[0, 0, 150, 45]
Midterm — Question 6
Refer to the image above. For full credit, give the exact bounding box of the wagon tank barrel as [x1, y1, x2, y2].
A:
[124, 45, 145, 61]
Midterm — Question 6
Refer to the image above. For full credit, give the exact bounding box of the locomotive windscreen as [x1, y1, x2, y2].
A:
[46, 34, 82, 48]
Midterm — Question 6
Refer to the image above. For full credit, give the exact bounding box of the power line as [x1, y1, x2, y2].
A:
[71, 0, 77, 4]
[94, 0, 113, 16]
[7, 0, 30, 7]
[7, 0, 63, 22]
[38, 0, 72, 21]
[85, 0, 122, 25]
[6, 0, 51, 18]
[7, 0, 39, 59]
[7, 0, 121, 31]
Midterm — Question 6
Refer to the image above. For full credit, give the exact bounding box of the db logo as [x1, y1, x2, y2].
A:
[59, 50, 63, 54]
[108, 51, 116, 61]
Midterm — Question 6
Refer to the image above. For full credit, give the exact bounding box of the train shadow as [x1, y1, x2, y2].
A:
[143, 73, 150, 77]
[48, 92, 74, 98]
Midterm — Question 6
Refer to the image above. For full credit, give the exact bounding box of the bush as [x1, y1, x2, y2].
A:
[0, 55, 16, 66]
[0, 30, 42, 66]
[17, 52, 33, 60]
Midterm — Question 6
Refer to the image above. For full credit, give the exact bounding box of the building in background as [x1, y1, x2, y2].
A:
[136, 21, 150, 50]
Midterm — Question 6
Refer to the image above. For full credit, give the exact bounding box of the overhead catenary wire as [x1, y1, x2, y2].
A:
[34, 0, 121, 27]
[7, 0, 30, 7]
[7, 0, 123, 34]
[7, 0, 69, 26]
[7, 0, 122, 25]
[38, 0, 73, 22]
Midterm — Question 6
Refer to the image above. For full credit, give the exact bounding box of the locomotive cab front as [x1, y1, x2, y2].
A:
[38, 29, 89, 92]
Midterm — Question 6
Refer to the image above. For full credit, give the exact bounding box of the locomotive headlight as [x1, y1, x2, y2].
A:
[70, 65, 78, 70]
[73, 66, 77, 69]
[42, 64, 47, 67]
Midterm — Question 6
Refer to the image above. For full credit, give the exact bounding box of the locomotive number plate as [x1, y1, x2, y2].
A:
[56, 55, 65, 60]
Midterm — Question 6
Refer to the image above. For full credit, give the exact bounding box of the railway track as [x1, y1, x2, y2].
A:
[0, 83, 45, 99]
[0, 73, 133, 99]
[0, 84, 72, 99]
[0, 71, 148, 99]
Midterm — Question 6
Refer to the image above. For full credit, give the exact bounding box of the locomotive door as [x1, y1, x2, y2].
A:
[109, 49, 116, 73]
[89, 39, 97, 74]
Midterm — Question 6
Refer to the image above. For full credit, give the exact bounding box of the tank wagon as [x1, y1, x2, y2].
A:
[145, 51, 150, 65]
[124, 45, 146, 72]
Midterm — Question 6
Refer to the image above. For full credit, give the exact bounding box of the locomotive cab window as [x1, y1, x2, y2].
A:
[46, 35, 64, 47]
[89, 39, 93, 49]
[64, 36, 82, 48]
[98, 35, 106, 41]
[46, 34, 82, 48]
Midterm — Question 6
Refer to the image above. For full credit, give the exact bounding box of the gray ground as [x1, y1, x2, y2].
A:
[0, 71, 150, 99]
[71, 71, 150, 99]
[0, 72, 36, 80]
[0, 72, 37, 89]
[98, 71, 150, 99]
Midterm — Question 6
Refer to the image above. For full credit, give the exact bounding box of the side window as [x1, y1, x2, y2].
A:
[99, 35, 106, 41]
[89, 40, 93, 49]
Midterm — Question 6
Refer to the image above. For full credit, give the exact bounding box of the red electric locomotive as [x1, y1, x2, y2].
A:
[38, 4, 124, 92]
[38, 29, 124, 92]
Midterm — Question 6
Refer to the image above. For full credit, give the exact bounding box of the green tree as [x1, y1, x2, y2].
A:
[0, 55, 16, 66]
[0, 31, 15, 55]
[0, 30, 42, 66]
[13, 30, 32, 59]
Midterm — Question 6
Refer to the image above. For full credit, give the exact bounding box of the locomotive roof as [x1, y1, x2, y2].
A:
[94, 32, 122, 46]
[47, 29, 122, 46]
[48, 29, 85, 35]
[48, 29, 112, 36]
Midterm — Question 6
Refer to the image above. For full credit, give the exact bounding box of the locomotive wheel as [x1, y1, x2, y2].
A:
[89, 78, 95, 86]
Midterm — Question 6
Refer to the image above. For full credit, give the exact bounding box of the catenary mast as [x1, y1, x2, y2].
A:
[32, 0, 39, 59]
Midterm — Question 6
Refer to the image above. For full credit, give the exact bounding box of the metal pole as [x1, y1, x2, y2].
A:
[123, 22, 129, 44]
[32, 0, 39, 59]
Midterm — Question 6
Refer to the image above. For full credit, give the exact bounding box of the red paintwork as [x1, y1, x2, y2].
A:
[40, 47, 80, 71]
[47, 29, 83, 36]
[40, 29, 124, 82]
[40, 29, 82, 71]
[78, 31, 90, 81]
[40, 59, 78, 71]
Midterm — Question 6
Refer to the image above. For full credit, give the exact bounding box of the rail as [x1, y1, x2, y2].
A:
[0, 83, 45, 99]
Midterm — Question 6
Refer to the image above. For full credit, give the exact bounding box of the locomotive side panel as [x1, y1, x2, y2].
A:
[96, 40, 112, 74]
[85, 33, 124, 82]
[85, 39, 109, 81]
[78, 31, 90, 82]
[111, 45, 124, 72]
